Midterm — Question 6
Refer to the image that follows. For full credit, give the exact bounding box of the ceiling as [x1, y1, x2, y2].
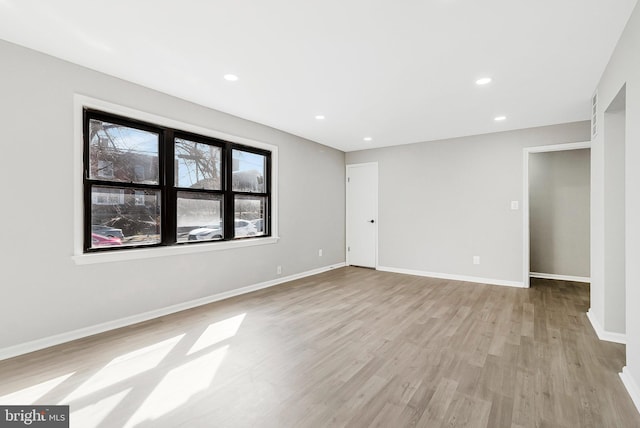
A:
[0, 0, 636, 152]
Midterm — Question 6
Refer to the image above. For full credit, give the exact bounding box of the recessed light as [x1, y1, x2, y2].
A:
[315, 115, 325, 120]
[224, 74, 239, 82]
[494, 116, 506, 121]
[363, 137, 373, 141]
[476, 77, 492, 85]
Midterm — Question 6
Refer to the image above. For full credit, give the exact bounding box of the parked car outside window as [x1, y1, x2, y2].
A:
[187, 224, 223, 241]
[252, 218, 264, 233]
[187, 219, 256, 241]
[91, 224, 124, 239]
[235, 219, 257, 237]
[92, 233, 122, 247]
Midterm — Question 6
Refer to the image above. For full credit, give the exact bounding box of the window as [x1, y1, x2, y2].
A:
[231, 149, 269, 238]
[84, 109, 271, 252]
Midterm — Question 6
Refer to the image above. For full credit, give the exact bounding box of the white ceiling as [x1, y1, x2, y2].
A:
[0, 0, 636, 152]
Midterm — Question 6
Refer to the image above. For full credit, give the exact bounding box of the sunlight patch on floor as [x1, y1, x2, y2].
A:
[0, 372, 75, 405]
[123, 345, 229, 427]
[187, 313, 246, 355]
[62, 334, 185, 402]
[69, 388, 131, 428]
[1, 314, 246, 427]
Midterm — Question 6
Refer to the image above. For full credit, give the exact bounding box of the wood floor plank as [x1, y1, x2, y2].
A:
[0, 269, 639, 427]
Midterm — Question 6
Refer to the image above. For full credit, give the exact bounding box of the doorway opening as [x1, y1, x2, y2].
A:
[522, 141, 591, 288]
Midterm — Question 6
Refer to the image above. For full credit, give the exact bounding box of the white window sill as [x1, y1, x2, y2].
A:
[72, 236, 280, 265]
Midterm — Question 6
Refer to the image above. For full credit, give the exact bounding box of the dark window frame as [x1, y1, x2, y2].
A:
[83, 108, 271, 252]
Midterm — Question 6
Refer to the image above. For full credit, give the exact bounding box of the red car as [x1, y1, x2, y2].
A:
[92, 233, 122, 247]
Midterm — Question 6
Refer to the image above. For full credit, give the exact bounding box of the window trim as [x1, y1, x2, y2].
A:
[73, 94, 279, 265]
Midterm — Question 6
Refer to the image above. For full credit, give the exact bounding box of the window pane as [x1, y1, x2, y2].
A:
[89, 119, 159, 184]
[235, 195, 266, 238]
[232, 149, 266, 193]
[177, 192, 223, 242]
[175, 138, 222, 190]
[90, 186, 161, 248]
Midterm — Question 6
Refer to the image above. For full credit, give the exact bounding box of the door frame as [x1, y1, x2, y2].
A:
[522, 141, 591, 287]
[346, 162, 379, 268]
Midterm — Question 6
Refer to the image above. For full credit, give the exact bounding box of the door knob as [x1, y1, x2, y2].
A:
[369, 220, 375, 223]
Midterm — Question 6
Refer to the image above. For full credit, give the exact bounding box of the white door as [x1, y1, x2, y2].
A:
[346, 163, 378, 268]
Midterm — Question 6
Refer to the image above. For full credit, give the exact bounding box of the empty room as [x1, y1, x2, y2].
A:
[1, 1, 639, 427]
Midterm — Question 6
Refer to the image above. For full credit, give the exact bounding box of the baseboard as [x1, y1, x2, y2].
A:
[0, 262, 346, 361]
[529, 272, 591, 283]
[376, 266, 525, 288]
[586, 309, 627, 344]
[620, 367, 640, 415]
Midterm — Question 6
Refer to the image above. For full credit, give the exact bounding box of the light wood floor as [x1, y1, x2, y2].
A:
[1, 267, 639, 427]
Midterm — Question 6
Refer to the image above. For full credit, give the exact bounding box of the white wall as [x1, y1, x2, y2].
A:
[529, 149, 590, 278]
[0, 40, 345, 354]
[592, 1, 640, 410]
[346, 122, 590, 285]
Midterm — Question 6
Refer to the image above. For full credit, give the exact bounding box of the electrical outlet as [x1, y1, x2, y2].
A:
[473, 256, 480, 265]
[511, 201, 519, 210]
[277, 265, 282, 275]
[318, 249, 323, 257]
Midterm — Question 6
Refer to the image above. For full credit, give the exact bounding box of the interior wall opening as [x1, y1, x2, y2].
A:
[529, 149, 591, 284]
